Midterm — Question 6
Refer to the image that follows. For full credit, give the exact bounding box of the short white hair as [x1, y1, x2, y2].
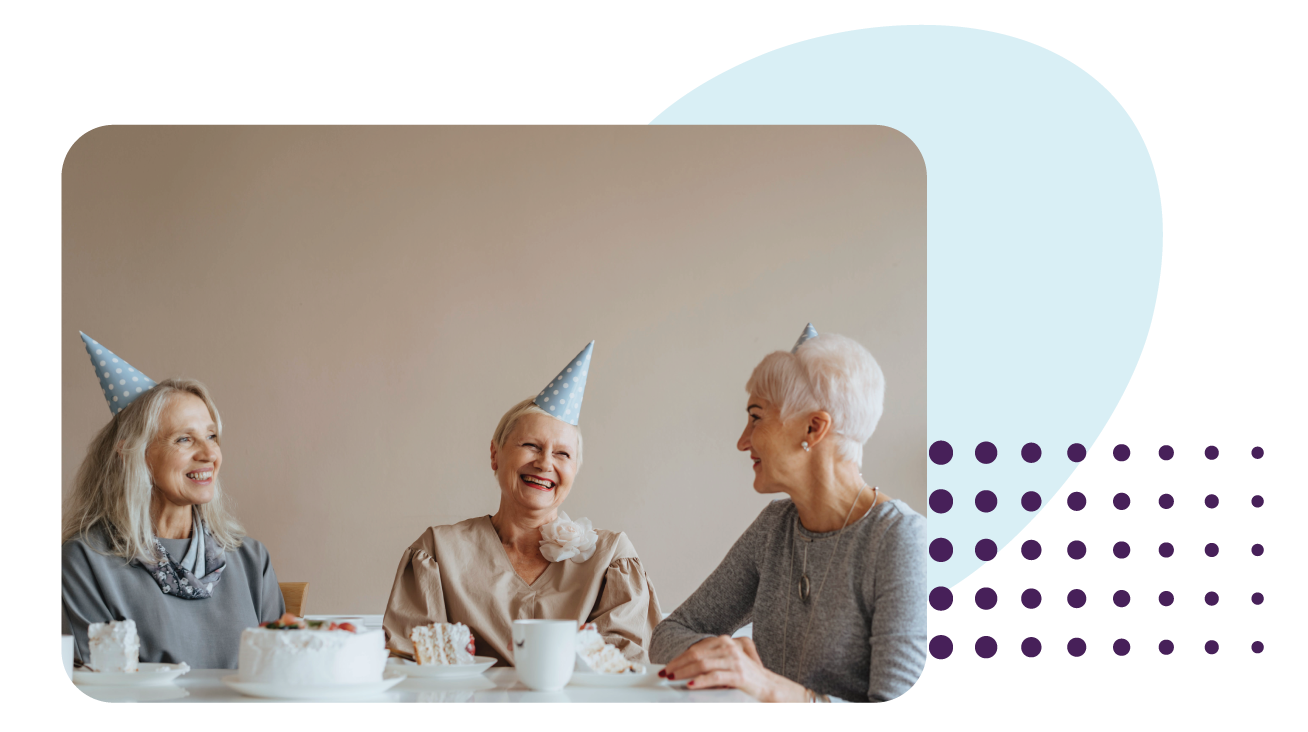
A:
[745, 333, 885, 466]
[492, 397, 584, 467]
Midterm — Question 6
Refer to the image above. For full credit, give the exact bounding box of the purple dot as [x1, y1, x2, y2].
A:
[1067, 540, 1087, 560]
[929, 586, 953, 611]
[1205, 591, 1219, 606]
[1067, 637, 1087, 657]
[1252, 641, 1264, 653]
[1204, 494, 1219, 509]
[1205, 640, 1219, 654]
[1252, 592, 1264, 605]
[1158, 445, 1174, 460]
[929, 440, 954, 465]
[1159, 590, 1174, 606]
[929, 635, 953, 659]
[1021, 637, 1042, 657]
[1021, 442, 1042, 463]
[1204, 543, 1219, 557]
[1113, 639, 1131, 656]
[1252, 446, 1264, 459]
[1113, 590, 1131, 607]
[975, 539, 997, 561]
[1021, 491, 1042, 511]
[1067, 491, 1087, 511]
[1159, 493, 1174, 509]
[1021, 540, 1042, 560]
[1021, 588, 1042, 609]
[1159, 640, 1174, 655]
[1113, 443, 1130, 461]
[1252, 543, 1265, 556]
[975, 636, 998, 659]
[929, 538, 953, 562]
[1252, 495, 1264, 507]
[929, 489, 954, 514]
[1067, 443, 1087, 462]
[1159, 542, 1174, 558]
[975, 587, 998, 610]
[974, 442, 997, 464]
[1205, 445, 1219, 460]
[1113, 541, 1131, 559]
[1067, 589, 1087, 608]
[974, 490, 998, 513]
[1113, 493, 1131, 510]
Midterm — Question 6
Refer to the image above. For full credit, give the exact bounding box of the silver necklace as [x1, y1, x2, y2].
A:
[781, 484, 877, 677]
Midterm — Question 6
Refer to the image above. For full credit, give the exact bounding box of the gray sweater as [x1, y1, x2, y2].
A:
[650, 498, 927, 702]
[62, 527, 285, 669]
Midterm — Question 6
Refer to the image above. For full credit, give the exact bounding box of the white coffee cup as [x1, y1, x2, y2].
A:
[511, 619, 576, 691]
[61, 635, 74, 679]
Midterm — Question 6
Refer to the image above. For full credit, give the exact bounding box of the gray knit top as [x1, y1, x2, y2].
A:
[649, 497, 927, 702]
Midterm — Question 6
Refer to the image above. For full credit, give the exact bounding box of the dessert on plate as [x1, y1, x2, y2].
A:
[88, 619, 140, 673]
[409, 621, 477, 665]
[575, 623, 643, 674]
[237, 613, 387, 685]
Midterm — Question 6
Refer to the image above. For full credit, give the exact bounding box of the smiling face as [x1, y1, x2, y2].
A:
[737, 393, 808, 494]
[144, 392, 222, 510]
[491, 412, 579, 514]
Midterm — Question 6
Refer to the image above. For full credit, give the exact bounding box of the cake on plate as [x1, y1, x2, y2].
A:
[409, 622, 476, 665]
[237, 614, 387, 685]
[575, 623, 643, 674]
[88, 619, 139, 673]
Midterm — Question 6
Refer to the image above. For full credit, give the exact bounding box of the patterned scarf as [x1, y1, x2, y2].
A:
[139, 512, 227, 599]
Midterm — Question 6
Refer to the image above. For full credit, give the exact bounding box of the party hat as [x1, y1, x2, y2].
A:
[791, 322, 818, 353]
[533, 341, 594, 426]
[80, 332, 158, 415]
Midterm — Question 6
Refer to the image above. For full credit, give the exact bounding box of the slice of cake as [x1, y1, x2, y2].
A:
[88, 619, 140, 673]
[410, 622, 476, 665]
[575, 623, 642, 674]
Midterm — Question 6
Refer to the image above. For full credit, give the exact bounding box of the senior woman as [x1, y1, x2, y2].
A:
[62, 334, 284, 669]
[650, 325, 927, 702]
[384, 342, 662, 666]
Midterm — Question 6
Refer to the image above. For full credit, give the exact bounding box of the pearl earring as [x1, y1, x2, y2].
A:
[801, 441, 810, 452]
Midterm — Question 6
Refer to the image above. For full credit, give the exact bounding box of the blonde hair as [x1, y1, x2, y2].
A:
[745, 333, 885, 466]
[62, 378, 245, 563]
[492, 398, 584, 466]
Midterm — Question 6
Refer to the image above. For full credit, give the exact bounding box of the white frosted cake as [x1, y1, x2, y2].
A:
[237, 614, 387, 685]
[88, 619, 140, 673]
[410, 622, 476, 665]
[576, 623, 642, 674]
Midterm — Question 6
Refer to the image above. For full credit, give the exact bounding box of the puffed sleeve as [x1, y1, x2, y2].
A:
[61, 539, 113, 666]
[382, 543, 447, 658]
[865, 508, 928, 702]
[586, 554, 662, 664]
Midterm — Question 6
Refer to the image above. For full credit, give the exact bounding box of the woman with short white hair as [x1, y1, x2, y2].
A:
[62, 334, 284, 669]
[650, 326, 927, 702]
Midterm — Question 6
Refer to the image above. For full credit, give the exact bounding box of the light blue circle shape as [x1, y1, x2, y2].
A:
[654, 26, 1161, 589]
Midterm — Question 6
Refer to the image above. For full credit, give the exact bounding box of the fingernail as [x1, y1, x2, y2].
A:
[668, 673, 675, 680]
[658, 670, 666, 677]
[688, 680, 695, 687]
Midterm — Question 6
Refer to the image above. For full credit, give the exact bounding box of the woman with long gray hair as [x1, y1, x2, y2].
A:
[62, 334, 284, 669]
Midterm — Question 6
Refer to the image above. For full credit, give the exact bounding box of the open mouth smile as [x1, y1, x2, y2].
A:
[185, 470, 214, 484]
[521, 474, 556, 491]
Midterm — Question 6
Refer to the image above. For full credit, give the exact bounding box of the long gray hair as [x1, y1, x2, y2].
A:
[62, 378, 245, 563]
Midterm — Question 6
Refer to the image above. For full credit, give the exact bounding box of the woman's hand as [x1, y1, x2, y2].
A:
[659, 635, 808, 702]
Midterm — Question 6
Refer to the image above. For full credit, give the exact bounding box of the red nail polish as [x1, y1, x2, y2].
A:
[658, 670, 666, 677]
[668, 673, 675, 680]
[688, 680, 695, 687]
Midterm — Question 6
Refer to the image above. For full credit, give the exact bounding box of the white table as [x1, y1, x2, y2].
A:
[75, 668, 756, 703]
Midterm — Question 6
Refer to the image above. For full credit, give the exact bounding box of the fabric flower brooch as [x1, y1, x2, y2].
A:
[539, 511, 598, 563]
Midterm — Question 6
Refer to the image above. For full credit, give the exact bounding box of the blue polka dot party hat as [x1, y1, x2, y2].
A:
[80, 332, 157, 415]
[791, 322, 818, 353]
[532, 341, 594, 426]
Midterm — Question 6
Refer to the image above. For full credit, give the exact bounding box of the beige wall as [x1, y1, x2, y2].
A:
[62, 126, 926, 613]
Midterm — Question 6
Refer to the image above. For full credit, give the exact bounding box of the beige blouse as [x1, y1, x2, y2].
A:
[383, 515, 662, 667]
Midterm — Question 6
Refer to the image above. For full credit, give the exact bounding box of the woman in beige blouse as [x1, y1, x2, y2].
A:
[383, 343, 661, 666]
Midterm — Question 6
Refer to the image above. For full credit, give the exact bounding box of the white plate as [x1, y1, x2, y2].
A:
[221, 668, 407, 700]
[387, 655, 497, 678]
[73, 662, 190, 686]
[569, 664, 656, 688]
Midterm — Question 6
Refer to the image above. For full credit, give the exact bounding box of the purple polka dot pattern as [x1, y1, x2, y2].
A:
[1021, 540, 1042, 560]
[1204, 542, 1219, 557]
[929, 489, 954, 514]
[1205, 640, 1219, 654]
[1113, 590, 1131, 608]
[1067, 443, 1087, 462]
[1067, 491, 1087, 511]
[1113, 444, 1131, 461]
[975, 490, 998, 513]
[1159, 542, 1174, 558]
[975, 441, 998, 464]
[929, 586, 953, 611]
[1252, 641, 1264, 653]
[1067, 637, 1087, 657]
[1067, 540, 1087, 560]
[975, 636, 998, 659]
[1252, 543, 1265, 556]
[1159, 640, 1174, 655]
[1252, 446, 1264, 459]
[1021, 491, 1042, 511]
[1067, 589, 1087, 608]
[1158, 444, 1174, 460]
[1113, 541, 1131, 559]
[1021, 442, 1042, 463]
[975, 539, 997, 561]
[1205, 494, 1219, 509]
[929, 635, 953, 659]
[1021, 588, 1042, 609]
[1252, 592, 1264, 605]
[1159, 493, 1175, 509]
[929, 538, 953, 562]
[1205, 445, 1219, 460]
[1159, 591, 1174, 606]
[1021, 637, 1042, 657]
[1113, 639, 1130, 656]
[929, 440, 953, 465]
[1252, 495, 1264, 507]
[975, 587, 998, 610]
[1113, 492, 1131, 510]
[1205, 591, 1219, 606]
